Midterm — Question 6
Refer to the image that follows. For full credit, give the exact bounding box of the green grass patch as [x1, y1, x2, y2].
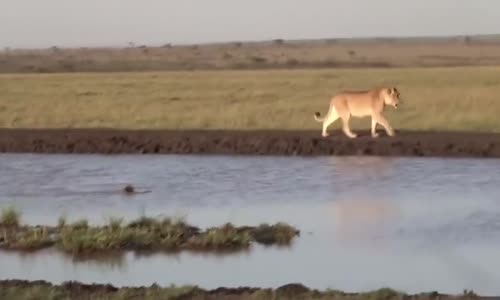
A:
[0, 212, 299, 256]
[0, 207, 21, 228]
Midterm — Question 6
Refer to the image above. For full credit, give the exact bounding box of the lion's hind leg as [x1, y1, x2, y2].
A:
[322, 107, 339, 137]
[341, 115, 357, 139]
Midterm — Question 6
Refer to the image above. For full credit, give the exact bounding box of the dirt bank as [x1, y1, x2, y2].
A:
[0, 280, 482, 300]
[0, 128, 500, 158]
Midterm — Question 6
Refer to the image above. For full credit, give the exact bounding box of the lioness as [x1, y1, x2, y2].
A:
[313, 87, 401, 138]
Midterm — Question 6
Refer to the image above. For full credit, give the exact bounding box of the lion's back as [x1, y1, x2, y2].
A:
[333, 91, 379, 117]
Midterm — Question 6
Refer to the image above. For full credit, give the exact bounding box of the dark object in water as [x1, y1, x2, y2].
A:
[123, 185, 135, 194]
[123, 185, 151, 195]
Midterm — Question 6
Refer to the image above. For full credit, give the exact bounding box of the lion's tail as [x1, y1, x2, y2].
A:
[313, 112, 324, 122]
[313, 102, 334, 122]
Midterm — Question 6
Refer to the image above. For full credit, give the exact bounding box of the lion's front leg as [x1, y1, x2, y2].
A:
[372, 113, 395, 137]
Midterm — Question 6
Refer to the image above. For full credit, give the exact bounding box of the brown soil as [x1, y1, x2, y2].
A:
[0, 128, 500, 158]
[0, 279, 484, 300]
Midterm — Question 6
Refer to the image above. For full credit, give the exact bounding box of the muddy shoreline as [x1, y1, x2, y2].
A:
[0, 128, 500, 158]
[0, 280, 485, 300]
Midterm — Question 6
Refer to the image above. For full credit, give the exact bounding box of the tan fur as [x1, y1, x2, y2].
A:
[313, 87, 401, 138]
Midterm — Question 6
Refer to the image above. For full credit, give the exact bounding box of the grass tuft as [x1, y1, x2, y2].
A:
[5, 227, 53, 251]
[189, 223, 252, 250]
[57, 216, 67, 228]
[0, 207, 21, 228]
[107, 217, 124, 232]
[360, 288, 402, 300]
[70, 219, 89, 230]
[251, 222, 299, 245]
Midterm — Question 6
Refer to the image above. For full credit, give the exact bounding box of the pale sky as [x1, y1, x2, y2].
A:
[1, 0, 499, 48]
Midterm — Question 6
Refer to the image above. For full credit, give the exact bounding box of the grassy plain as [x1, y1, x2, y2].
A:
[0, 66, 499, 132]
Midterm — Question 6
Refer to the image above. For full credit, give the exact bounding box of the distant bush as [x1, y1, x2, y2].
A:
[250, 56, 267, 63]
[286, 58, 299, 66]
[274, 39, 285, 45]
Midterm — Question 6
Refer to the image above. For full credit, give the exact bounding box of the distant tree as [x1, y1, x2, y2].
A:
[274, 39, 285, 45]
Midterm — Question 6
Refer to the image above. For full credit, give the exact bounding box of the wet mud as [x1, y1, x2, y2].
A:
[0, 128, 499, 158]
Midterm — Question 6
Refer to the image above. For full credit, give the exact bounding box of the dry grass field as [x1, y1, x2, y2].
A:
[0, 66, 499, 132]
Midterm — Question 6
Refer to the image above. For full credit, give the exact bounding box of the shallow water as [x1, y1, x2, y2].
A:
[1, 154, 500, 295]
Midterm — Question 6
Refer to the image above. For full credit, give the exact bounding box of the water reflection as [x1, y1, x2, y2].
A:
[68, 253, 128, 269]
[330, 197, 400, 243]
[326, 156, 398, 181]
